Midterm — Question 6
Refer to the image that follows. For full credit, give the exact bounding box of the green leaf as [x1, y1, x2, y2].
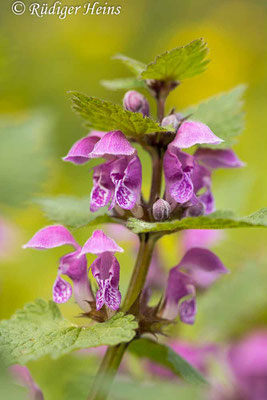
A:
[101, 77, 146, 91]
[127, 208, 267, 234]
[129, 339, 207, 385]
[182, 85, 246, 148]
[141, 39, 209, 81]
[35, 196, 116, 228]
[112, 54, 146, 75]
[69, 92, 168, 139]
[0, 299, 137, 365]
[0, 112, 52, 207]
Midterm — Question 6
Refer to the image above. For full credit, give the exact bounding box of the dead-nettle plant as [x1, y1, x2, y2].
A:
[2, 38, 267, 400]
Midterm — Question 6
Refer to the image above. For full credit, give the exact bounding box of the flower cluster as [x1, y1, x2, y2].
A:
[24, 90, 242, 326]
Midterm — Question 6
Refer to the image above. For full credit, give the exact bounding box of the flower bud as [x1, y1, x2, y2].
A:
[123, 90, 150, 117]
[161, 113, 184, 131]
[152, 199, 171, 221]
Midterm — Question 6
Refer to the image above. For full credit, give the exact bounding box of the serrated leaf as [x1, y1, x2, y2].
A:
[127, 208, 267, 234]
[141, 39, 209, 81]
[0, 299, 137, 365]
[129, 339, 207, 385]
[101, 77, 146, 91]
[183, 85, 246, 148]
[0, 112, 52, 207]
[69, 93, 168, 139]
[35, 196, 116, 228]
[112, 54, 146, 75]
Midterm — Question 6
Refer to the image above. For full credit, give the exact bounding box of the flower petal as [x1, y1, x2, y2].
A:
[194, 148, 245, 169]
[179, 297, 197, 325]
[23, 225, 79, 250]
[171, 121, 223, 149]
[90, 131, 135, 158]
[92, 253, 121, 310]
[113, 156, 142, 210]
[90, 163, 114, 212]
[53, 276, 72, 303]
[161, 268, 194, 320]
[182, 229, 224, 251]
[178, 247, 228, 288]
[81, 230, 123, 255]
[63, 135, 99, 164]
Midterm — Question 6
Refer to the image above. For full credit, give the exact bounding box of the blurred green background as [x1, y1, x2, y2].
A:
[0, 0, 267, 398]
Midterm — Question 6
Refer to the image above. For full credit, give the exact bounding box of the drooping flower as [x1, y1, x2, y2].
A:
[80, 230, 123, 311]
[163, 121, 244, 216]
[160, 247, 228, 324]
[23, 225, 94, 312]
[123, 90, 150, 117]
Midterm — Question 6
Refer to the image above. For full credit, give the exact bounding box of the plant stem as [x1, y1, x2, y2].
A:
[157, 92, 166, 122]
[89, 87, 166, 400]
[148, 147, 164, 207]
[89, 343, 128, 400]
[89, 234, 157, 400]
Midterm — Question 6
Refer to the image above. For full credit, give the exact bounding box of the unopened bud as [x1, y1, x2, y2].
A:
[161, 113, 183, 131]
[123, 90, 150, 117]
[152, 199, 171, 221]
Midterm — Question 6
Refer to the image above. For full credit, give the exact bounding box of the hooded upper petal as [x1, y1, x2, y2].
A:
[194, 148, 245, 169]
[23, 225, 79, 250]
[63, 135, 100, 164]
[90, 131, 135, 158]
[170, 121, 223, 149]
[80, 230, 123, 256]
[178, 247, 228, 288]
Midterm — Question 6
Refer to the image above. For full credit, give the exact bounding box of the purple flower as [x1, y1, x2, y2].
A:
[160, 248, 228, 324]
[152, 198, 171, 221]
[123, 90, 150, 117]
[80, 230, 123, 311]
[163, 122, 244, 215]
[228, 332, 267, 400]
[90, 155, 142, 211]
[9, 365, 44, 400]
[23, 225, 94, 312]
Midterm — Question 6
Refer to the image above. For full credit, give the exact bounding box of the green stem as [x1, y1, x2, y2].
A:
[89, 344, 127, 400]
[89, 234, 157, 400]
